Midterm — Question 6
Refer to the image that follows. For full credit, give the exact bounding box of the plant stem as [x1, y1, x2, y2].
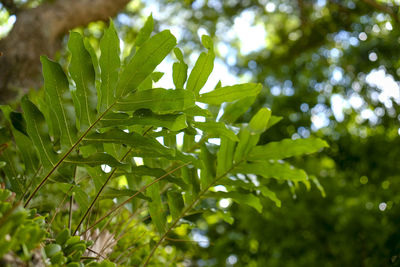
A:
[82, 162, 190, 235]
[24, 103, 116, 208]
[142, 160, 242, 266]
[73, 148, 132, 235]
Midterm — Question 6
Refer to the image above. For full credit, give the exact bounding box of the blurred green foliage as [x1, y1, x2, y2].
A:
[1, 0, 400, 266]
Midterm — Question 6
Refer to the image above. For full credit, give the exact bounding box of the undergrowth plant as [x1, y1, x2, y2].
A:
[0, 16, 328, 266]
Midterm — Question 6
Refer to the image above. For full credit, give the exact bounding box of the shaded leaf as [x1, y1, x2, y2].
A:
[65, 153, 124, 167]
[167, 190, 184, 221]
[208, 191, 262, 213]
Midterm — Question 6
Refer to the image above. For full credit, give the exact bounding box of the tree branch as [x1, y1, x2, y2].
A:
[0, 0, 130, 104]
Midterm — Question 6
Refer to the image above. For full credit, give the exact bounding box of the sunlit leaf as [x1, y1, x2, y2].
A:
[99, 20, 120, 112]
[68, 32, 97, 130]
[198, 83, 262, 105]
[234, 161, 308, 182]
[115, 88, 195, 114]
[116, 30, 176, 97]
[248, 138, 329, 161]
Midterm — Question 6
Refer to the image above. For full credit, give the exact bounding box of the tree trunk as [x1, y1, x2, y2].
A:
[0, 0, 130, 104]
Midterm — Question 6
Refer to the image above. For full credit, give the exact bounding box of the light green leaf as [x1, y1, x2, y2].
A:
[99, 20, 120, 112]
[220, 96, 256, 123]
[115, 88, 195, 114]
[198, 83, 262, 105]
[248, 138, 329, 161]
[193, 121, 239, 142]
[183, 106, 212, 117]
[234, 161, 308, 182]
[68, 32, 97, 130]
[199, 144, 216, 189]
[234, 108, 271, 162]
[21, 97, 58, 171]
[147, 182, 166, 234]
[116, 30, 176, 97]
[173, 48, 188, 88]
[135, 14, 154, 47]
[167, 190, 184, 221]
[65, 153, 124, 167]
[41, 56, 77, 151]
[186, 36, 214, 94]
[216, 136, 236, 177]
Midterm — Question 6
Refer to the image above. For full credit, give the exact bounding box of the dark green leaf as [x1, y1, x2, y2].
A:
[65, 153, 124, 167]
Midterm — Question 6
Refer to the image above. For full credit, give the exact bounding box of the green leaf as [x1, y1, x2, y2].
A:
[167, 190, 184, 221]
[173, 48, 188, 89]
[135, 14, 154, 47]
[68, 32, 97, 130]
[116, 30, 176, 97]
[21, 97, 58, 171]
[100, 187, 151, 201]
[199, 144, 216, 189]
[198, 83, 262, 105]
[266, 115, 283, 129]
[193, 121, 239, 142]
[115, 88, 195, 114]
[248, 138, 329, 161]
[259, 186, 281, 207]
[147, 182, 166, 234]
[101, 109, 188, 131]
[209, 191, 262, 213]
[216, 136, 236, 177]
[99, 20, 120, 112]
[234, 108, 271, 162]
[125, 166, 187, 189]
[186, 36, 214, 94]
[41, 56, 77, 151]
[234, 161, 308, 182]
[220, 96, 256, 123]
[73, 186, 90, 212]
[83, 129, 175, 159]
[65, 153, 124, 167]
